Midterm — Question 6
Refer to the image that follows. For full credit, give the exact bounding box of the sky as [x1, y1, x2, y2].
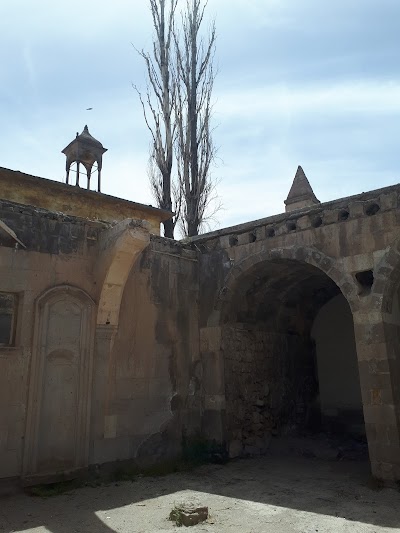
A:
[1, 0, 399, 232]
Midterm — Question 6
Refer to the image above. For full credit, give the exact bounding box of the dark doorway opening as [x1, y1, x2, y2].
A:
[222, 259, 367, 461]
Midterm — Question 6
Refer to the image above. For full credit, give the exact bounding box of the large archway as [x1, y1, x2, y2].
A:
[219, 257, 366, 458]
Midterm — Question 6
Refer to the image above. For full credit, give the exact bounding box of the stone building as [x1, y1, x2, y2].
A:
[1, 150, 400, 484]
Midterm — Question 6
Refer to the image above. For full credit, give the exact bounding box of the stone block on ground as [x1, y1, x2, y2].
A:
[169, 496, 208, 527]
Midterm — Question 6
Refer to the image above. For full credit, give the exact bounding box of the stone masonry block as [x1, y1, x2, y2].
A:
[323, 209, 340, 225]
[380, 193, 397, 211]
[368, 443, 400, 466]
[296, 216, 311, 230]
[363, 404, 398, 426]
[365, 422, 400, 447]
[353, 310, 382, 325]
[356, 342, 389, 361]
[354, 321, 386, 345]
[349, 202, 365, 218]
[275, 223, 288, 236]
[219, 235, 231, 249]
[373, 249, 387, 264]
[342, 253, 374, 273]
[237, 233, 250, 246]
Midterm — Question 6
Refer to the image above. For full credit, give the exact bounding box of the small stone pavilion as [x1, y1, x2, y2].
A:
[1, 131, 400, 485]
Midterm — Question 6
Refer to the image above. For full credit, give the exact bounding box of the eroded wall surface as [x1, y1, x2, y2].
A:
[0, 198, 198, 482]
[90, 238, 200, 467]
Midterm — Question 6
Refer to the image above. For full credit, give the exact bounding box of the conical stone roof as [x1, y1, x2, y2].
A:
[284, 166, 320, 212]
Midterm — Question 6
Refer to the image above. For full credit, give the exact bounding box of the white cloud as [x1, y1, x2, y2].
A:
[216, 81, 400, 119]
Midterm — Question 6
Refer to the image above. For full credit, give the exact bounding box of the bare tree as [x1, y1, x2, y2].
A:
[175, 0, 218, 237]
[135, 0, 179, 238]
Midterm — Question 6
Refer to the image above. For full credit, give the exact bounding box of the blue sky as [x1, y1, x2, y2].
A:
[1, 0, 399, 231]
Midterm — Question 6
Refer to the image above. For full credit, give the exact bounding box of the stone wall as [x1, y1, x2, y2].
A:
[196, 183, 400, 480]
[91, 237, 201, 467]
[0, 198, 199, 481]
[3, 174, 400, 482]
[0, 198, 104, 254]
[0, 167, 171, 234]
[0, 219, 98, 479]
[223, 325, 318, 458]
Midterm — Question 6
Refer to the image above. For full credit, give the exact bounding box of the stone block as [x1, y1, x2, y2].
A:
[342, 253, 374, 273]
[237, 233, 250, 246]
[363, 404, 397, 425]
[219, 235, 231, 249]
[323, 209, 340, 225]
[296, 216, 311, 230]
[368, 443, 400, 466]
[349, 202, 365, 218]
[356, 342, 389, 361]
[170, 497, 208, 527]
[371, 460, 397, 481]
[275, 223, 287, 236]
[380, 193, 397, 211]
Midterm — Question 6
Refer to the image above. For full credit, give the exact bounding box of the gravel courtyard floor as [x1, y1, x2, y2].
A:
[2, 453, 400, 533]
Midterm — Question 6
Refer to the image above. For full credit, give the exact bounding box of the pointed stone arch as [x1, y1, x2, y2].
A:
[201, 245, 360, 445]
[214, 245, 358, 321]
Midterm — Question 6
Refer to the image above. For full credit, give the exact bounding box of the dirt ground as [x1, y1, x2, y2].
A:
[2, 452, 400, 533]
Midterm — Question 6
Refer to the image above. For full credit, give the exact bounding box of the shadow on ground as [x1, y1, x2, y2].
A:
[2, 451, 400, 533]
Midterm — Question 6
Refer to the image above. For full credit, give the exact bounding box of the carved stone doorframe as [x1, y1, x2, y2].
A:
[23, 285, 95, 479]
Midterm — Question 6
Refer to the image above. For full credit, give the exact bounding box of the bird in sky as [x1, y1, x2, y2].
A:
[86, 107, 93, 111]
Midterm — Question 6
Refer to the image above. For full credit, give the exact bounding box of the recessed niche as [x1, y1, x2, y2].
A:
[355, 269, 374, 295]
[229, 235, 238, 247]
[311, 215, 323, 228]
[266, 227, 275, 238]
[249, 232, 257, 243]
[365, 203, 380, 216]
[338, 210, 349, 221]
[287, 221, 297, 232]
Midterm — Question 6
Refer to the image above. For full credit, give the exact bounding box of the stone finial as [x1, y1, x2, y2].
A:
[284, 165, 320, 212]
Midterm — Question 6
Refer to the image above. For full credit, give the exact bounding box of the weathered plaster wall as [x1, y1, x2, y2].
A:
[0, 167, 171, 234]
[0, 199, 195, 481]
[0, 205, 99, 478]
[91, 237, 200, 467]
